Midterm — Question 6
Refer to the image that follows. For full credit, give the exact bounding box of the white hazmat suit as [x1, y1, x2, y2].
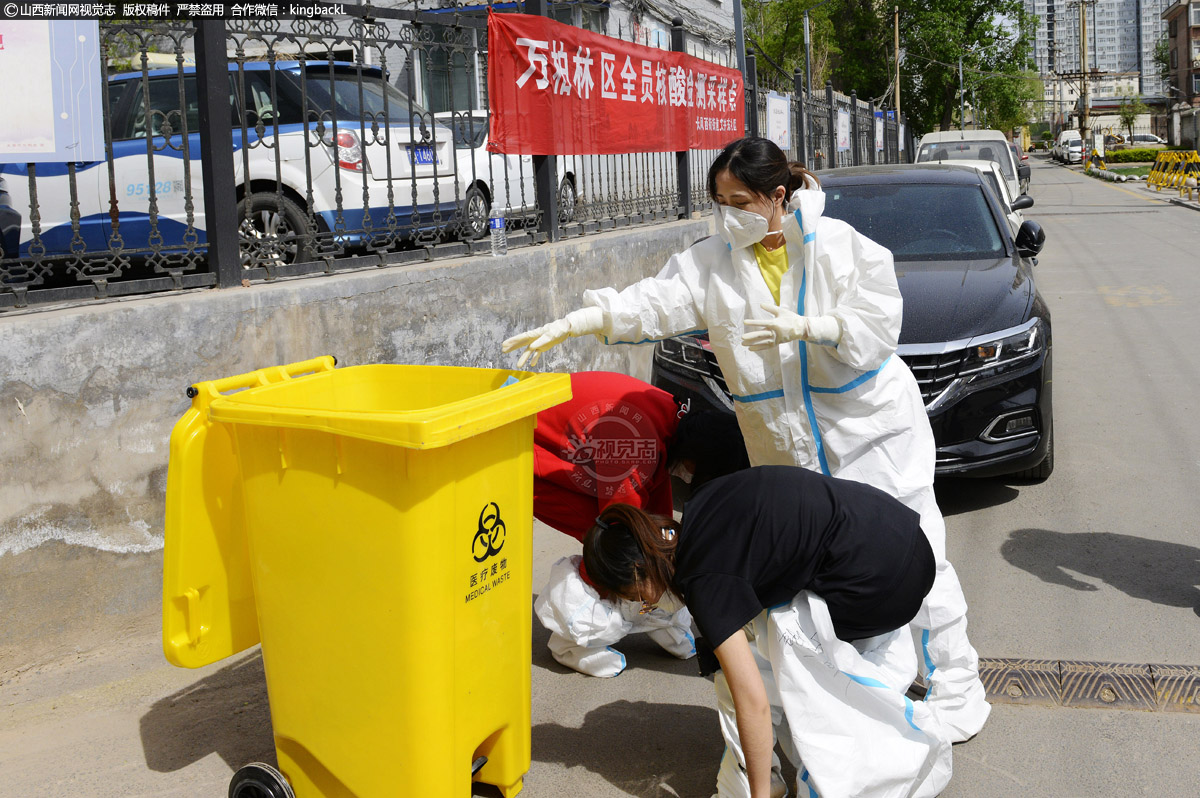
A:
[713, 592, 953, 798]
[575, 188, 989, 743]
[534, 555, 696, 677]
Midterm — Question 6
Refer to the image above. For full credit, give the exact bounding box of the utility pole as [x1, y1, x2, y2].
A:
[959, 57, 965, 131]
[803, 1, 838, 98]
[733, 0, 747, 78]
[894, 5, 901, 117]
[804, 10, 813, 96]
[1079, 0, 1090, 146]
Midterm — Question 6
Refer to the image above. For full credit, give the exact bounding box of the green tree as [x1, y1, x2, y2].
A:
[742, 1, 893, 100]
[1118, 95, 1149, 141]
[1153, 34, 1170, 82]
[743, 0, 838, 92]
[894, 0, 1037, 134]
[825, 0, 892, 100]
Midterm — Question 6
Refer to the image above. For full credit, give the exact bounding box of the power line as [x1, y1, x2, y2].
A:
[903, 51, 1040, 83]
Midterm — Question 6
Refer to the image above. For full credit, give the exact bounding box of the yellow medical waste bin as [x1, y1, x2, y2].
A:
[163, 356, 571, 798]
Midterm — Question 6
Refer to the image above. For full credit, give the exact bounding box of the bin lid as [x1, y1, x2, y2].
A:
[162, 357, 338, 667]
[206, 364, 573, 449]
[163, 358, 572, 668]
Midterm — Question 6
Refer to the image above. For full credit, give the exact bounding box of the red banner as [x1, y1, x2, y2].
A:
[487, 11, 744, 155]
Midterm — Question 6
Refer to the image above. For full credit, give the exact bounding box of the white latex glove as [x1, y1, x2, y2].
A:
[501, 307, 605, 368]
[742, 303, 841, 351]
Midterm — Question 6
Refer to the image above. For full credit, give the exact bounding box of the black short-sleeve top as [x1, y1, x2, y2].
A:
[673, 465, 933, 647]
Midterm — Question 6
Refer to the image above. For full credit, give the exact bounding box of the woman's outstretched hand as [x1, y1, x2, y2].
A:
[742, 303, 841, 351]
[502, 307, 605, 368]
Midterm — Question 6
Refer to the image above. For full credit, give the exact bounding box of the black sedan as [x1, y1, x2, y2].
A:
[651, 164, 1053, 480]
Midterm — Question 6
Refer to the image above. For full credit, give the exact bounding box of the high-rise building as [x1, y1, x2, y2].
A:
[1026, 0, 1170, 122]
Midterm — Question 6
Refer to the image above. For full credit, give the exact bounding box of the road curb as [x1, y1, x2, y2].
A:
[1167, 197, 1200, 212]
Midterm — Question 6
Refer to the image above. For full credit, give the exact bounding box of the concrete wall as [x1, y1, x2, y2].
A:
[0, 218, 710, 671]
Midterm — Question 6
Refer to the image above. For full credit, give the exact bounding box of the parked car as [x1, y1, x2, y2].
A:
[914, 129, 1023, 202]
[0, 174, 18, 261]
[0, 61, 459, 271]
[1052, 130, 1083, 164]
[1128, 133, 1166, 146]
[1008, 142, 1031, 193]
[433, 110, 538, 240]
[651, 165, 1053, 480]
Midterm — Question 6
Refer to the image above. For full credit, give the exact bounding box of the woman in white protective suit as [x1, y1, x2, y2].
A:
[502, 137, 990, 745]
[581, 467, 952, 798]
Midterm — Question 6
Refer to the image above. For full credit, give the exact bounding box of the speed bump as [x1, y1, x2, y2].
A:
[1059, 661, 1156, 711]
[978, 658, 1200, 713]
[1150, 664, 1200, 713]
[979, 658, 1061, 706]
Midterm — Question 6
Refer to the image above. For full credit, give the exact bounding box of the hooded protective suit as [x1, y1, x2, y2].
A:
[580, 188, 989, 741]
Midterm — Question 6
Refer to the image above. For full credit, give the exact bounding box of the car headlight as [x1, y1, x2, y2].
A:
[958, 319, 1045, 381]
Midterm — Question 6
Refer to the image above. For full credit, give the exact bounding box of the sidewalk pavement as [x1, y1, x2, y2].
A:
[4, 519, 1200, 798]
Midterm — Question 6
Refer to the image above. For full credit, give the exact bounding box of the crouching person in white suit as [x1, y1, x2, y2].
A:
[531, 372, 748, 677]
[582, 466, 953, 798]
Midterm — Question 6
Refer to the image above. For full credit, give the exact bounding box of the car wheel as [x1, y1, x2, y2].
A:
[1013, 422, 1054, 481]
[558, 177, 577, 224]
[237, 192, 313, 268]
[461, 185, 490, 240]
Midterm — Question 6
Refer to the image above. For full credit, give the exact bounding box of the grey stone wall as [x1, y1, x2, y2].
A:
[0, 218, 710, 670]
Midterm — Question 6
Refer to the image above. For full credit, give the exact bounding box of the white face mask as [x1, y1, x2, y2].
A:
[669, 461, 694, 484]
[715, 204, 770, 250]
[653, 590, 686, 615]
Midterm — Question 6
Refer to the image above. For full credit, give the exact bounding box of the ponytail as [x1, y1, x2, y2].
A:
[788, 161, 820, 192]
[581, 504, 680, 598]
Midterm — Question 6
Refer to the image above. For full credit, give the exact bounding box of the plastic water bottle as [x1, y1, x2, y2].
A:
[489, 207, 507, 256]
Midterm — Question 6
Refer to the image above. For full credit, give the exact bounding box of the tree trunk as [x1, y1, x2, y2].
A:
[938, 81, 958, 131]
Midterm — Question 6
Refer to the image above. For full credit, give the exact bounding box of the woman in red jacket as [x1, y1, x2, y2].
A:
[532, 371, 747, 676]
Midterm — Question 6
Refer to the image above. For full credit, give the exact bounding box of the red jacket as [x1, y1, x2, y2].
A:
[534, 371, 680, 541]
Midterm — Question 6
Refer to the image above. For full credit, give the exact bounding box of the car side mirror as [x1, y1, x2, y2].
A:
[1011, 194, 1035, 212]
[1018, 164, 1031, 180]
[1016, 220, 1045, 258]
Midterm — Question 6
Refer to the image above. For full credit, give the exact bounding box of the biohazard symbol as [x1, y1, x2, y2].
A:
[472, 502, 506, 563]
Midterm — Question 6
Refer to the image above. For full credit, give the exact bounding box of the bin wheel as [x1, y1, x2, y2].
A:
[229, 763, 295, 798]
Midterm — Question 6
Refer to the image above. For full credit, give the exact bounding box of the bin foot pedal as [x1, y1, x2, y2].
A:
[471, 756, 488, 776]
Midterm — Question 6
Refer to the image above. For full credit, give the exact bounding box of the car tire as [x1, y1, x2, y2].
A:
[461, 184, 490, 240]
[558, 177, 577, 224]
[237, 192, 314, 268]
[1013, 422, 1054, 482]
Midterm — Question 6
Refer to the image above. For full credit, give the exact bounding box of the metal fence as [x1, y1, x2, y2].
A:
[0, 2, 913, 311]
[744, 55, 913, 174]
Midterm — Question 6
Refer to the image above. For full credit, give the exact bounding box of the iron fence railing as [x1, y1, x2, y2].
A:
[0, 2, 912, 311]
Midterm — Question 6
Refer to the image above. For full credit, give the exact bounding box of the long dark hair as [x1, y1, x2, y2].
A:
[706, 137, 819, 202]
[581, 504, 680, 598]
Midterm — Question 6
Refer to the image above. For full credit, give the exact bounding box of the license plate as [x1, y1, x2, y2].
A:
[408, 145, 436, 166]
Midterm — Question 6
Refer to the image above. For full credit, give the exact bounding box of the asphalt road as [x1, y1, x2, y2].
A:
[3, 156, 1199, 797]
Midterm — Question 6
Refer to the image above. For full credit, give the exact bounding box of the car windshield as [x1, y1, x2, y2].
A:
[292, 67, 428, 126]
[823, 182, 1006, 261]
[442, 114, 488, 149]
[916, 140, 1014, 179]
